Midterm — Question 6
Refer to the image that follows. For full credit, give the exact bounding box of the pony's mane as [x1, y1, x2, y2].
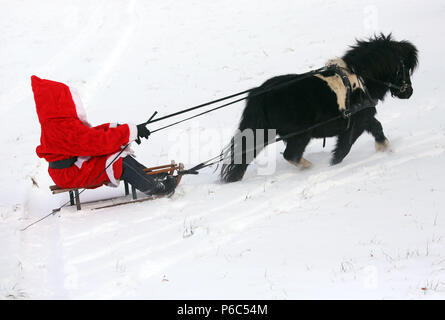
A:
[341, 33, 418, 100]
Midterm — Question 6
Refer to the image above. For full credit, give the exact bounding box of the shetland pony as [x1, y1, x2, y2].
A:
[221, 34, 418, 182]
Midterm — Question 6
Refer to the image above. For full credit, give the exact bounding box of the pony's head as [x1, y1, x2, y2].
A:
[388, 39, 418, 99]
[343, 34, 418, 101]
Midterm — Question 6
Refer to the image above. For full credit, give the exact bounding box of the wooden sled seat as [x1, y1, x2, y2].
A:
[50, 161, 184, 210]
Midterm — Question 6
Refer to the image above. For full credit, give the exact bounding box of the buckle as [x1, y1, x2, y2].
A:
[399, 83, 408, 93]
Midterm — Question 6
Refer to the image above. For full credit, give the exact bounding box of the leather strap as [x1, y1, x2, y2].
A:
[49, 157, 78, 169]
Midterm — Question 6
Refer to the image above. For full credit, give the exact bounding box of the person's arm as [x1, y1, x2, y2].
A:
[48, 119, 138, 157]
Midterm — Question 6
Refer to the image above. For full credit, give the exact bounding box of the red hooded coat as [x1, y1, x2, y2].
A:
[31, 75, 138, 188]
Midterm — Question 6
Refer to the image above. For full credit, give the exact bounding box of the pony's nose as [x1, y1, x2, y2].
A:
[404, 86, 413, 98]
[398, 85, 413, 99]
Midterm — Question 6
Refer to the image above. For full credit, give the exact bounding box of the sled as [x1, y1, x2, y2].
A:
[49, 161, 184, 211]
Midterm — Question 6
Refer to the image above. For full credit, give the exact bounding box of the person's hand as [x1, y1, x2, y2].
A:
[136, 123, 151, 144]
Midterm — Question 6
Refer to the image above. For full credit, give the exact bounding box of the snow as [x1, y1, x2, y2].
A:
[1, 0, 445, 299]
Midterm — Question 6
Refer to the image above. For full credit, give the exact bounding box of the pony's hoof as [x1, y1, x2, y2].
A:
[375, 139, 391, 152]
[299, 157, 313, 169]
[286, 158, 312, 170]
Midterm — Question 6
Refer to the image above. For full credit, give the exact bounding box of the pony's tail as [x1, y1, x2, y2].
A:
[220, 97, 274, 183]
[219, 133, 250, 183]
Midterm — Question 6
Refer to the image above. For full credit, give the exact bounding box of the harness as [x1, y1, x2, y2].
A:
[331, 65, 353, 118]
[383, 59, 410, 95]
[318, 64, 377, 119]
[316, 65, 352, 147]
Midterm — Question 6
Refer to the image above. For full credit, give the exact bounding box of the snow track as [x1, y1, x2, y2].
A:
[19, 129, 445, 299]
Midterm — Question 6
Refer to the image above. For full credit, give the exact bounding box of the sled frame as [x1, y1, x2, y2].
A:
[49, 161, 184, 211]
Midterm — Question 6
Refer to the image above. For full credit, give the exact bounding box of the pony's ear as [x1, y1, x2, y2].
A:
[379, 32, 392, 41]
[398, 40, 419, 73]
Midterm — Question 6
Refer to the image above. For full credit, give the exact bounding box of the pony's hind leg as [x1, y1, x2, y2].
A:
[282, 133, 312, 169]
[331, 125, 365, 165]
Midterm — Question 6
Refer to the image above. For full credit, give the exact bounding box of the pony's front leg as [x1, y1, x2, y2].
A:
[283, 133, 312, 169]
[331, 125, 365, 165]
[366, 117, 391, 152]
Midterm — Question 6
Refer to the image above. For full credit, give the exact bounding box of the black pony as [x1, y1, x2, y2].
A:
[221, 34, 418, 182]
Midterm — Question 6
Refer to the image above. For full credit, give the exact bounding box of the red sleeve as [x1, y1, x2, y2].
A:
[42, 119, 138, 157]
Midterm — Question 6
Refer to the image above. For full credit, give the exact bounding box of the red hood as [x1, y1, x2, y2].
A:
[31, 75, 78, 123]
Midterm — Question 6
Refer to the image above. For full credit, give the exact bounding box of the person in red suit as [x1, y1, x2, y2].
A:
[31, 75, 176, 196]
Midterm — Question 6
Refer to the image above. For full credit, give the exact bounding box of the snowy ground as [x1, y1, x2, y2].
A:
[1, 0, 445, 299]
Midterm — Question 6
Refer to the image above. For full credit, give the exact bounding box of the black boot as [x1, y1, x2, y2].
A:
[146, 175, 177, 197]
[121, 156, 178, 197]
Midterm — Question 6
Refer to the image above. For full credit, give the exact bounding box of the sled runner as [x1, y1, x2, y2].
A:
[49, 161, 184, 211]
